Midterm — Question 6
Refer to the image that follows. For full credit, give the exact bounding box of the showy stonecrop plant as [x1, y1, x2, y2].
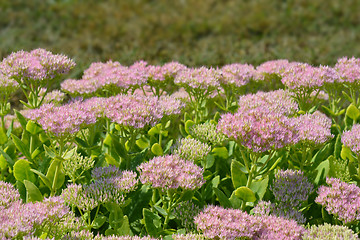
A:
[62, 165, 138, 235]
[137, 155, 204, 236]
[175, 67, 220, 123]
[217, 90, 299, 210]
[0, 48, 75, 109]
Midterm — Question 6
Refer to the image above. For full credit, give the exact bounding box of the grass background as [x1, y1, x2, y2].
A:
[1, 0, 360, 78]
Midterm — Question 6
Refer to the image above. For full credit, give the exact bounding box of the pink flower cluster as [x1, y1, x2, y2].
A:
[0, 196, 70, 239]
[256, 59, 291, 76]
[217, 108, 298, 152]
[315, 177, 360, 224]
[0, 181, 20, 209]
[174, 67, 220, 92]
[194, 205, 305, 240]
[61, 60, 146, 96]
[218, 63, 256, 87]
[280, 63, 338, 90]
[23, 101, 98, 136]
[0, 73, 19, 99]
[147, 61, 187, 82]
[0, 48, 75, 83]
[238, 89, 298, 116]
[334, 56, 360, 84]
[342, 124, 360, 155]
[137, 155, 205, 190]
[293, 111, 333, 146]
[104, 94, 183, 129]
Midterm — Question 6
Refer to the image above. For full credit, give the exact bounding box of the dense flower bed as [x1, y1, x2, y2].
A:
[0, 49, 360, 239]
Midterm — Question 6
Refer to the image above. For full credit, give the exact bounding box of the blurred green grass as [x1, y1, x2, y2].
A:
[1, 0, 360, 77]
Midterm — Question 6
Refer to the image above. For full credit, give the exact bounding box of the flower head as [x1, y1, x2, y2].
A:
[315, 177, 360, 224]
[238, 89, 298, 116]
[342, 124, 360, 155]
[270, 169, 313, 208]
[174, 138, 211, 163]
[294, 111, 333, 147]
[303, 223, 359, 240]
[218, 109, 298, 152]
[0, 48, 75, 84]
[219, 63, 255, 87]
[190, 121, 227, 146]
[137, 155, 205, 190]
[174, 67, 220, 93]
[334, 56, 360, 84]
[281, 63, 337, 90]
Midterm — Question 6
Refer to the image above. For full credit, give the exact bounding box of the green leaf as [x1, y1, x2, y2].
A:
[234, 186, 256, 203]
[103, 133, 112, 146]
[39, 132, 49, 143]
[105, 153, 120, 167]
[250, 176, 269, 201]
[231, 160, 247, 189]
[109, 206, 124, 229]
[313, 159, 330, 185]
[334, 134, 342, 159]
[321, 105, 335, 117]
[24, 180, 43, 202]
[342, 91, 353, 103]
[203, 154, 215, 169]
[92, 215, 107, 229]
[0, 147, 14, 167]
[26, 120, 43, 135]
[214, 188, 232, 208]
[43, 145, 57, 158]
[148, 124, 161, 136]
[346, 104, 360, 120]
[46, 158, 65, 191]
[184, 120, 195, 135]
[143, 209, 161, 237]
[117, 215, 132, 236]
[151, 143, 163, 156]
[105, 229, 117, 236]
[75, 137, 89, 148]
[136, 137, 149, 149]
[229, 191, 242, 209]
[31, 147, 42, 159]
[16, 180, 26, 201]
[178, 190, 194, 202]
[11, 134, 31, 161]
[153, 205, 168, 217]
[110, 134, 128, 160]
[0, 128, 8, 145]
[341, 145, 356, 162]
[63, 147, 77, 159]
[14, 109, 27, 129]
[212, 147, 228, 159]
[213, 112, 221, 122]
[310, 143, 331, 167]
[30, 169, 52, 190]
[13, 159, 36, 183]
[163, 139, 173, 154]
